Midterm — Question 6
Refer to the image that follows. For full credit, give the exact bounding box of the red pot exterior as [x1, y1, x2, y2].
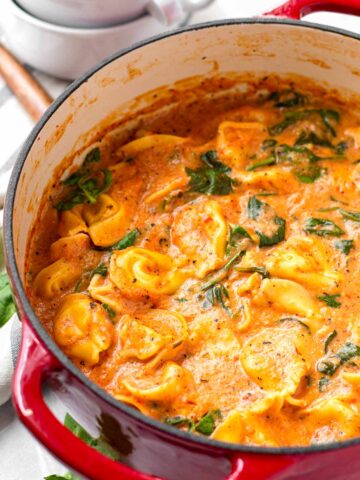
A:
[6, 1, 360, 479]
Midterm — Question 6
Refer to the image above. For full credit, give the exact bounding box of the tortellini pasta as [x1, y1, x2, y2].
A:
[118, 309, 188, 367]
[58, 194, 128, 247]
[216, 121, 266, 168]
[259, 278, 318, 318]
[110, 247, 187, 298]
[117, 134, 186, 157]
[265, 236, 342, 292]
[240, 325, 310, 409]
[33, 258, 81, 299]
[239, 168, 299, 194]
[50, 233, 90, 262]
[171, 200, 227, 278]
[54, 293, 114, 365]
[88, 274, 128, 314]
[122, 361, 191, 402]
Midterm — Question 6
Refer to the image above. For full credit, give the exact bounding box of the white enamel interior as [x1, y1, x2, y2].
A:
[10, 21, 360, 280]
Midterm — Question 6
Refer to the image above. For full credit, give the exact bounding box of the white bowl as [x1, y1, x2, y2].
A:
[0, 0, 190, 80]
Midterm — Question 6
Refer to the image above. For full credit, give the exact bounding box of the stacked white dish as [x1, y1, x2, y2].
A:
[0, 0, 213, 79]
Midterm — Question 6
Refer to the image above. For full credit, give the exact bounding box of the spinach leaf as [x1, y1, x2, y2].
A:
[55, 169, 112, 211]
[334, 239, 354, 255]
[226, 225, 252, 254]
[102, 303, 116, 319]
[279, 316, 311, 334]
[204, 284, 232, 315]
[304, 217, 344, 237]
[246, 157, 276, 171]
[339, 208, 360, 223]
[318, 293, 341, 308]
[319, 109, 340, 137]
[293, 164, 324, 183]
[256, 216, 286, 247]
[325, 330, 337, 353]
[262, 138, 277, 150]
[269, 111, 309, 136]
[0, 271, 16, 328]
[270, 90, 307, 108]
[44, 474, 80, 480]
[247, 195, 264, 220]
[317, 342, 360, 377]
[195, 410, 222, 436]
[110, 228, 140, 251]
[186, 150, 234, 195]
[201, 250, 245, 291]
[269, 108, 340, 137]
[91, 262, 108, 277]
[165, 416, 195, 431]
[236, 266, 270, 279]
[84, 147, 101, 165]
[64, 413, 119, 460]
[295, 131, 332, 148]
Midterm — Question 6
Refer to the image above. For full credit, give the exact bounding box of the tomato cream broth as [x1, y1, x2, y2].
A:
[27, 77, 360, 447]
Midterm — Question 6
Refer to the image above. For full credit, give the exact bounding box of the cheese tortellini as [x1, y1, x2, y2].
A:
[172, 200, 227, 278]
[54, 293, 114, 365]
[33, 259, 81, 299]
[240, 325, 310, 409]
[265, 235, 342, 292]
[110, 247, 187, 298]
[118, 309, 188, 367]
[117, 134, 186, 157]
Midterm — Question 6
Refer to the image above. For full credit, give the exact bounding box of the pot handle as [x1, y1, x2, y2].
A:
[225, 454, 295, 480]
[264, 0, 360, 19]
[12, 319, 162, 480]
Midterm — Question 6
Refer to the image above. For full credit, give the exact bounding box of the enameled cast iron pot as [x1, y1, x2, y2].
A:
[4, 1, 360, 479]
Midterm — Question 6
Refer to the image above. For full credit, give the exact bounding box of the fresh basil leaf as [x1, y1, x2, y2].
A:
[339, 208, 360, 223]
[110, 228, 140, 251]
[318, 293, 341, 308]
[279, 316, 311, 334]
[247, 195, 264, 220]
[304, 217, 344, 237]
[325, 330, 337, 353]
[84, 147, 101, 164]
[256, 216, 286, 247]
[246, 156, 276, 171]
[237, 266, 270, 279]
[165, 416, 195, 431]
[0, 271, 16, 328]
[318, 377, 330, 392]
[91, 262, 108, 277]
[195, 410, 222, 436]
[102, 303, 116, 319]
[334, 239, 354, 255]
[270, 90, 307, 108]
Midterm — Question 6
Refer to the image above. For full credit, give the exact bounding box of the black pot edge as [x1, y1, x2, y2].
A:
[4, 17, 360, 456]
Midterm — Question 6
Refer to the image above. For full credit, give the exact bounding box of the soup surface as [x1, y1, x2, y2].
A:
[28, 78, 360, 447]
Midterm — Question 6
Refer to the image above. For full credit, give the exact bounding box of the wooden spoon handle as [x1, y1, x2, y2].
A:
[0, 43, 53, 122]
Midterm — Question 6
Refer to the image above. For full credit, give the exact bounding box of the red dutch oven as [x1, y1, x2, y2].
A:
[4, 1, 360, 479]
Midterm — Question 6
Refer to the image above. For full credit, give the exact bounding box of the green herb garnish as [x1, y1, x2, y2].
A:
[318, 293, 341, 308]
[195, 410, 222, 436]
[201, 250, 245, 291]
[84, 147, 101, 164]
[295, 131, 332, 148]
[247, 195, 264, 220]
[262, 138, 278, 150]
[279, 316, 311, 334]
[293, 163, 324, 183]
[270, 90, 307, 108]
[110, 228, 140, 251]
[236, 266, 270, 279]
[334, 239, 354, 255]
[102, 303, 116, 319]
[204, 284, 232, 315]
[246, 157, 276, 172]
[317, 342, 360, 376]
[325, 330, 338, 353]
[226, 225, 252, 254]
[304, 217, 344, 237]
[0, 271, 16, 328]
[256, 216, 286, 247]
[339, 208, 360, 223]
[318, 377, 330, 392]
[44, 474, 80, 480]
[269, 109, 340, 137]
[175, 298, 188, 303]
[91, 262, 108, 277]
[186, 150, 233, 195]
[165, 416, 195, 431]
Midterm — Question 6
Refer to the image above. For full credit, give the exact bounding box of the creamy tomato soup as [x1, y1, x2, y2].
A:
[27, 76, 360, 447]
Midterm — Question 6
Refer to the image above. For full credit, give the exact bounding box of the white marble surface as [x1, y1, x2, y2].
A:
[0, 0, 359, 479]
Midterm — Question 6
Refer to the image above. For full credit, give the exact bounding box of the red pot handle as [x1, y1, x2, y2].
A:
[12, 319, 162, 480]
[264, 0, 360, 19]
[226, 454, 296, 480]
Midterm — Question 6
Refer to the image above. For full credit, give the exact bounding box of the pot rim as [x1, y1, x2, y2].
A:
[5, 17, 360, 455]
